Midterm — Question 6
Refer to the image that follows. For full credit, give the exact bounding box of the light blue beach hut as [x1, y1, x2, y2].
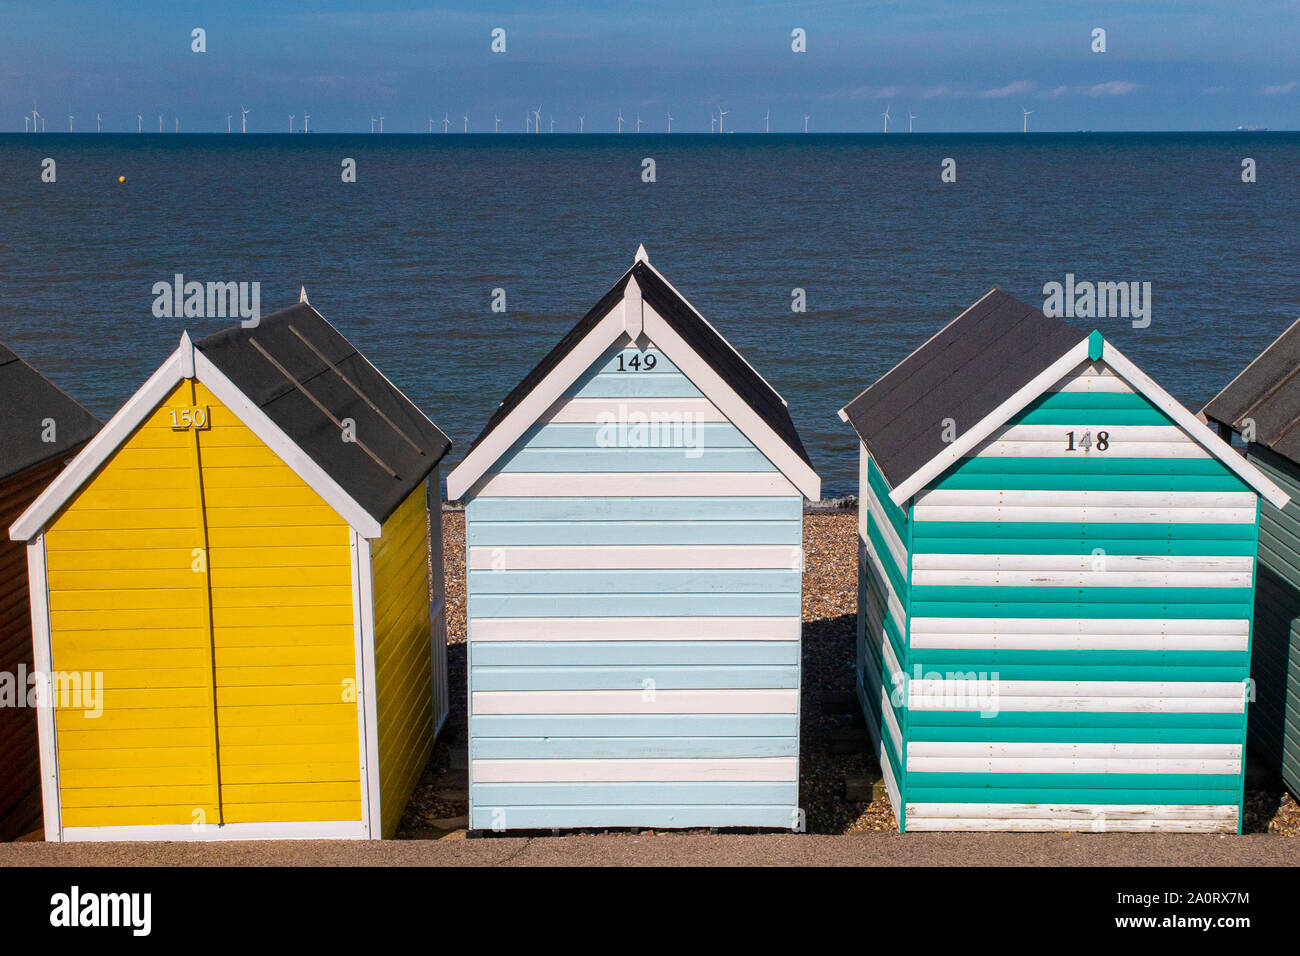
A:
[446, 246, 821, 831]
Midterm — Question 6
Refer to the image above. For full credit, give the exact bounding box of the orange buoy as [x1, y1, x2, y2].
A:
[118, 175, 125, 183]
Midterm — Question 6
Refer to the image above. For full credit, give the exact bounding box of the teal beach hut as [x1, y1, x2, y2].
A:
[838, 289, 1288, 832]
[1204, 316, 1300, 800]
[446, 246, 821, 831]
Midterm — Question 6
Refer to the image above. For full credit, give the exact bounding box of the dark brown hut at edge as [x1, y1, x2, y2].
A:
[0, 345, 99, 840]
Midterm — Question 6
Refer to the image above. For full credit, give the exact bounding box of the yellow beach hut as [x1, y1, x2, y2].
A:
[10, 296, 452, 841]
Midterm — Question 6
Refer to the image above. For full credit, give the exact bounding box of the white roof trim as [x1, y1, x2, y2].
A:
[887, 339, 1092, 506]
[838, 287, 1001, 422]
[10, 341, 385, 541]
[446, 302, 628, 500]
[885, 335, 1292, 511]
[1102, 342, 1290, 510]
[642, 302, 820, 501]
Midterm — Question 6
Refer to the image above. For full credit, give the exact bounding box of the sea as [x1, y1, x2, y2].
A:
[1, 131, 1297, 498]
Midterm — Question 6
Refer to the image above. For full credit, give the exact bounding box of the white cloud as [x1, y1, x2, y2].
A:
[1263, 81, 1296, 94]
[1043, 85, 1069, 99]
[982, 80, 1034, 98]
[1087, 80, 1139, 96]
[920, 86, 949, 99]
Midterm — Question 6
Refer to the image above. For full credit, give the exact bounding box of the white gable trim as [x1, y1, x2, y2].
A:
[445, 301, 629, 500]
[887, 339, 1092, 505]
[1102, 343, 1289, 510]
[642, 302, 821, 501]
[10, 342, 383, 542]
[886, 336, 1291, 511]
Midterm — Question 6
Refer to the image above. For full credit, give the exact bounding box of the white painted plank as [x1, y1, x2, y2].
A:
[860, 534, 907, 633]
[467, 544, 802, 570]
[473, 472, 799, 497]
[910, 616, 1250, 635]
[906, 756, 1241, 774]
[913, 505, 1257, 523]
[470, 617, 798, 642]
[472, 688, 800, 714]
[471, 756, 798, 783]
[912, 554, 1254, 573]
[914, 489, 1259, 509]
[907, 801, 1238, 821]
[969, 441, 1208, 459]
[863, 477, 907, 573]
[912, 568, 1252, 588]
[909, 741, 1240, 759]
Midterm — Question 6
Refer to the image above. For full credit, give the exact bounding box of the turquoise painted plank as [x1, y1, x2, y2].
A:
[496, 447, 777, 472]
[470, 736, 797, 759]
[469, 593, 801, 617]
[906, 786, 1240, 805]
[866, 515, 908, 599]
[907, 771, 1241, 790]
[911, 585, 1252, 605]
[519, 422, 755, 448]
[469, 781, 795, 806]
[567, 374, 703, 399]
[907, 724, 1245, 744]
[470, 664, 800, 691]
[1013, 408, 1171, 425]
[933, 473, 1251, 492]
[467, 496, 802, 521]
[909, 536, 1258, 556]
[908, 601, 1252, 620]
[468, 520, 803, 546]
[867, 456, 908, 538]
[947, 458, 1236, 477]
[469, 805, 799, 829]
[468, 568, 801, 595]
[1015, 391, 1166, 412]
[471, 714, 800, 737]
[909, 710, 1245, 730]
[471, 640, 801, 666]
[911, 521, 1257, 541]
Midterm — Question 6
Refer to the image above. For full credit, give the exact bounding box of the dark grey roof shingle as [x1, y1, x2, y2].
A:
[1203, 316, 1300, 464]
[0, 344, 100, 483]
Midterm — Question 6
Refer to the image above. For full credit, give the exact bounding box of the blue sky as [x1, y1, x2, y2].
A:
[2, 1, 1297, 132]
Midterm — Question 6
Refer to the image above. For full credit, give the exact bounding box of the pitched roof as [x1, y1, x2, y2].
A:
[1202, 315, 1300, 464]
[195, 302, 451, 525]
[0, 343, 100, 482]
[839, 289, 1083, 492]
[463, 258, 813, 468]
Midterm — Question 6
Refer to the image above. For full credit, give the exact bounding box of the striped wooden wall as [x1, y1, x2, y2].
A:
[0, 456, 69, 840]
[45, 380, 361, 831]
[865, 360, 1257, 832]
[1244, 444, 1300, 797]
[372, 478, 437, 838]
[466, 337, 803, 830]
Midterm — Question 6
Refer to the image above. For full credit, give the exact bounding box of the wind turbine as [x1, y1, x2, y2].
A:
[464, 114, 469, 133]
[379, 114, 384, 133]
[175, 117, 179, 133]
[666, 112, 672, 133]
[428, 117, 433, 133]
[765, 109, 770, 133]
[617, 109, 624, 133]
[137, 112, 142, 133]
[495, 114, 501, 133]
[32, 109, 40, 133]
[635, 114, 642, 133]
[303, 114, 310, 133]
[289, 114, 294, 133]
[533, 106, 541, 133]
[23, 116, 29, 133]
[443, 113, 450, 133]
[1022, 106, 1033, 133]
[909, 110, 916, 133]
[549, 116, 555, 133]
[710, 113, 716, 133]
[803, 114, 810, 133]
[158, 115, 163, 133]
[370, 116, 376, 133]
[717, 107, 728, 133]
[97, 112, 101, 133]
[240, 106, 249, 133]
[579, 114, 584, 133]
[882, 105, 890, 133]
[68, 113, 73, 133]
[227, 113, 232, 133]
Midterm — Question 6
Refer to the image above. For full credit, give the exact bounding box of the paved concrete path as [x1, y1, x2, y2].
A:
[2, 831, 1297, 867]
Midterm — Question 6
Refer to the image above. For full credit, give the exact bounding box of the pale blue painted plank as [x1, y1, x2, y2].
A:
[471, 714, 800, 737]
[468, 568, 801, 594]
[470, 736, 797, 759]
[467, 496, 802, 521]
[520, 422, 755, 449]
[470, 664, 800, 691]
[469, 805, 799, 829]
[469, 782, 796, 806]
[467, 520, 802, 546]
[567, 374, 704, 398]
[497, 447, 777, 473]
[471, 641, 801, 666]
[469, 593, 801, 617]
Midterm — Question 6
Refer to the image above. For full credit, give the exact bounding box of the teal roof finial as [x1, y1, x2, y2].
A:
[1088, 330, 1104, 363]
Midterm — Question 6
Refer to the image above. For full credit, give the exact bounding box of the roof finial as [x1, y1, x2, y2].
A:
[179, 331, 195, 379]
[299, 285, 309, 304]
[634, 243, 649, 264]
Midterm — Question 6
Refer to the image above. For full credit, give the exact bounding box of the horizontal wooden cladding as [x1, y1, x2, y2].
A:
[472, 472, 798, 497]
[470, 735, 797, 759]
[470, 665, 798, 691]
[911, 553, 1254, 589]
[1049, 364, 1131, 393]
[912, 488, 1258, 525]
[906, 741, 1241, 775]
[904, 802, 1238, 832]
[910, 616, 1250, 651]
[472, 756, 797, 783]
[472, 688, 799, 714]
[468, 544, 801, 571]
[473, 642, 798, 667]
[470, 617, 798, 642]
[907, 678, 1246, 714]
[541, 398, 726, 424]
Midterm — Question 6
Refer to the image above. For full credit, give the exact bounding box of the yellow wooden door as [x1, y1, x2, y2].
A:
[47, 381, 222, 829]
[193, 383, 363, 824]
